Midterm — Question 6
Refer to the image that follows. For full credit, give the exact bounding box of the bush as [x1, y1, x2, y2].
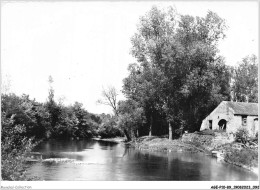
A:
[1, 137, 35, 180]
[98, 125, 123, 138]
[235, 127, 249, 144]
[224, 147, 258, 168]
[98, 118, 123, 138]
[173, 128, 183, 139]
[1, 112, 37, 180]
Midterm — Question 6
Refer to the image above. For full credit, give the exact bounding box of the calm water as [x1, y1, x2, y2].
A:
[26, 139, 258, 181]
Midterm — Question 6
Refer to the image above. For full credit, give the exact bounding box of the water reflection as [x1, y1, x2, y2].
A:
[26, 139, 258, 181]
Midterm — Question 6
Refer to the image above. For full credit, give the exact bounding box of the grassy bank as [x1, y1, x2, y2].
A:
[132, 136, 209, 153]
[217, 143, 258, 173]
[92, 137, 126, 143]
[131, 132, 258, 174]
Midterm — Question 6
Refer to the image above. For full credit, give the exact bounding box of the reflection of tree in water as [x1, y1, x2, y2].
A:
[122, 147, 135, 157]
[35, 139, 96, 152]
[98, 140, 118, 147]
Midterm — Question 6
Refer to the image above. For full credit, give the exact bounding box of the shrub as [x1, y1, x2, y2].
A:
[98, 118, 123, 138]
[1, 112, 37, 180]
[173, 128, 183, 138]
[235, 127, 249, 144]
[224, 147, 258, 168]
[1, 137, 35, 180]
[98, 125, 123, 138]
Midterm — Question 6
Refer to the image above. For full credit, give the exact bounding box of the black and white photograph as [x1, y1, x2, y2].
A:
[1, 0, 259, 189]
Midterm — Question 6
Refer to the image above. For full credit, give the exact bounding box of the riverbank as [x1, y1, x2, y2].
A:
[92, 137, 126, 143]
[130, 133, 258, 175]
[131, 136, 208, 153]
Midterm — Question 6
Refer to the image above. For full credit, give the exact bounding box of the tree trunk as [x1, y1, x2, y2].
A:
[149, 114, 153, 137]
[136, 129, 139, 138]
[131, 130, 136, 142]
[124, 129, 131, 142]
[169, 122, 173, 140]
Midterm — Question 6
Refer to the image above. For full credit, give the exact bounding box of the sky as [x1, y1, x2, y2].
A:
[1, 1, 259, 114]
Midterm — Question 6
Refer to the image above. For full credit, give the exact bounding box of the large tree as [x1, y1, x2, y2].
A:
[124, 6, 229, 137]
[123, 63, 162, 136]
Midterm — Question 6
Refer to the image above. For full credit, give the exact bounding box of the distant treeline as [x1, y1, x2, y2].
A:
[1, 90, 114, 180]
[1, 93, 109, 141]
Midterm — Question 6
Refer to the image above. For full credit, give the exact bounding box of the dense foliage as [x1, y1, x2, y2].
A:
[1, 111, 36, 180]
[1, 90, 103, 180]
[117, 99, 146, 141]
[235, 127, 250, 144]
[1, 93, 101, 141]
[97, 114, 123, 138]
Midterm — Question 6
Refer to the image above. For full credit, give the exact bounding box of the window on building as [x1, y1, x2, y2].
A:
[242, 115, 247, 126]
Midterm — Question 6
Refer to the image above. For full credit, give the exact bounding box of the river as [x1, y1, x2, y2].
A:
[26, 139, 258, 181]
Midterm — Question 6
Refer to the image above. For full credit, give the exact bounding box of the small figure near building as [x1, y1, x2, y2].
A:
[200, 101, 258, 137]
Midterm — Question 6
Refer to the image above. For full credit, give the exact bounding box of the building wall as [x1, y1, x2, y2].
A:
[220, 115, 258, 136]
[247, 116, 258, 136]
[200, 102, 258, 137]
[226, 115, 240, 134]
[201, 101, 233, 131]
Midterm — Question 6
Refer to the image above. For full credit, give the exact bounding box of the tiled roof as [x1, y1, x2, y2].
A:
[224, 101, 258, 116]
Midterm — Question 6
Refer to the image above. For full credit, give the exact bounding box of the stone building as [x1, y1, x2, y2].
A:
[200, 101, 258, 137]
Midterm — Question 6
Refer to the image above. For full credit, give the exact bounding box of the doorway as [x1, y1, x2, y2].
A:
[209, 120, 212, 130]
[218, 119, 227, 131]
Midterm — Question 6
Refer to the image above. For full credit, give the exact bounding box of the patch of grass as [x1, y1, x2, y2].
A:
[182, 133, 214, 150]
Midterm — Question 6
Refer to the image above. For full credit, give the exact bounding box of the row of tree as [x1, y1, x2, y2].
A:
[1, 77, 106, 180]
[99, 6, 258, 141]
[1, 91, 101, 141]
